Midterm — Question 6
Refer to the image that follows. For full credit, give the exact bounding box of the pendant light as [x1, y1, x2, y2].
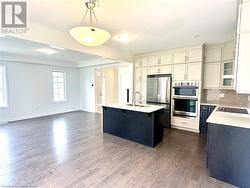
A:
[69, 0, 111, 47]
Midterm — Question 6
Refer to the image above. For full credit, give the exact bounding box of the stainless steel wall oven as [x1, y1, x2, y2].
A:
[173, 81, 199, 118]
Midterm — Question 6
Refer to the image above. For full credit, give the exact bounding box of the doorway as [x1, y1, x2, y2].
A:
[94, 63, 133, 113]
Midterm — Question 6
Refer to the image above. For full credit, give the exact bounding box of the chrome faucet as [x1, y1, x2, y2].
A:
[132, 91, 142, 106]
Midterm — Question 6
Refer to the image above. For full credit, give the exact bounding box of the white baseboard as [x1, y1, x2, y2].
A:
[7, 109, 80, 122]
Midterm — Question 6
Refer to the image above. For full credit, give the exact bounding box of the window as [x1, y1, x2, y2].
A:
[52, 71, 66, 102]
[0, 65, 8, 107]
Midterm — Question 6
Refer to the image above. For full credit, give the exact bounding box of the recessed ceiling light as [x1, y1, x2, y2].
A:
[36, 48, 58, 55]
[49, 45, 64, 50]
[114, 34, 130, 43]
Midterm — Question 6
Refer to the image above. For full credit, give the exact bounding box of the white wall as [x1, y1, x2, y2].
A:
[0, 61, 80, 122]
[79, 67, 96, 113]
[118, 65, 133, 103]
[79, 64, 133, 113]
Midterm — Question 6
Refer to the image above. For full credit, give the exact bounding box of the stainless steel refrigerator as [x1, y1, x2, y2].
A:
[147, 74, 172, 128]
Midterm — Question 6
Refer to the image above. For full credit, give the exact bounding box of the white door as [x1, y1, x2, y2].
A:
[236, 33, 250, 94]
[141, 67, 147, 81]
[135, 57, 147, 67]
[203, 62, 221, 88]
[222, 41, 235, 61]
[147, 66, 159, 75]
[186, 62, 202, 81]
[141, 81, 147, 102]
[160, 53, 172, 65]
[240, 1, 250, 33]
[134, 68, 142, 82]
[147, 55, 159, 66]
[187, 47, 202, 62]
[95, 73, 105, 113]
[159, 65, 172, 74]
[205, 48, 222, 62]
[172, 49, 186, 64]
[173, 64, 186, 81]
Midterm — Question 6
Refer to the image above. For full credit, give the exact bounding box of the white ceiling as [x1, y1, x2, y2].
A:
[27, 0, 237, 55]
[0, 36, 100, 67]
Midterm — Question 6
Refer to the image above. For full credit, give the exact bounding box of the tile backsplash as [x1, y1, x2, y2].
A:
[202, 89, 250, 107]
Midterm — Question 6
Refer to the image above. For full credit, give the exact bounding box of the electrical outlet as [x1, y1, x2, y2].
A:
[219, 93, 224, 98]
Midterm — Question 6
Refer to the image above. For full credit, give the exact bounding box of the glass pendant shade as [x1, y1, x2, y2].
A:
[69, 26, 111, 47]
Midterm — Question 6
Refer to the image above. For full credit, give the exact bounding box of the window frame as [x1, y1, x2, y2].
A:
[52, 70, 67, 103]
[0, 64, 8, 108]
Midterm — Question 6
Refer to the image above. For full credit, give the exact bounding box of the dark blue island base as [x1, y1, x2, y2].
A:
[207, 123, 250, 188]
[102, 107, 164, 147]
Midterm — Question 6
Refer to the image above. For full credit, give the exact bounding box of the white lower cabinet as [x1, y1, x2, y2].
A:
[171, 116, 199, 132]
[203, 62, 221, 88]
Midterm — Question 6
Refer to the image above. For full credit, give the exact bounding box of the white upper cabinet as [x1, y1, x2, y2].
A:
[147, 55, 159, 67]
[173, 64, 186, 81]
[135, 67, 147, 82]
[187, 47, 203, 63]
[222, 41, 235, 61]
[205, 47, 222, 62]
[186, 62, 202, 81]
[172, 49, 186, 64]
[240, 1, 250, 33]
[221, 60, 234, 89]
[159, 65, 172, 74]
[147, 66, 159, 75]
[203, 62, 221, 89]
[147, 65, 172, 75]
[134, 67, 147, 101]
[134, 68, 141, 81]
[236, 33, 250, 93]
[160, 53, 172, 65]
[135, 57, 147, 67]
[134, 45, 203, 84]
[235, 0, 250, 94]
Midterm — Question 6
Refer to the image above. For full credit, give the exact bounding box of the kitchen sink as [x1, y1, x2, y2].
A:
[216, 107, 249, 115]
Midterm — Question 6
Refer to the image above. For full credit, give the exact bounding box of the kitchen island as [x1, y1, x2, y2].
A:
[102, 103, 165, 147]
[206, 106, 250, 187]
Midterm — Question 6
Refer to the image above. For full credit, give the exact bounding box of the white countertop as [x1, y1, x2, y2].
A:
[102, 103, 165, 113]
[207, 106, 250, 129]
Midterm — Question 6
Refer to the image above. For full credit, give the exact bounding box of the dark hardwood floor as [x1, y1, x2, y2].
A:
[0, 111, 236, 188]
